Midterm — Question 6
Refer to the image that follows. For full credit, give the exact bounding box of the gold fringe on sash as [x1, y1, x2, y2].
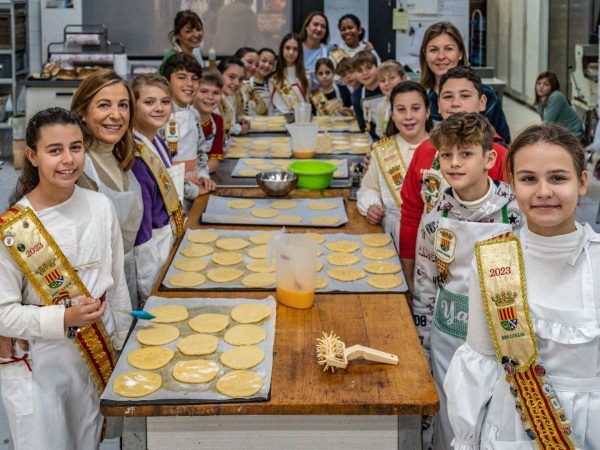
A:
[372, 136, 408, 208]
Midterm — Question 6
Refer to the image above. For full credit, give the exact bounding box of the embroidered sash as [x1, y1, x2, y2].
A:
[372, 136, 407, 208]
[0, 206, 116, 392]
[310, 90, 342, 116]
[165, 119, 179, 156]
[329, 47, 349, 66]
[218, 98, 234, 132]
[275, 78, 304, 112]
[475, 235, 577, 449]
[241, 82, 268, 116]
[136, 143, 185, 240]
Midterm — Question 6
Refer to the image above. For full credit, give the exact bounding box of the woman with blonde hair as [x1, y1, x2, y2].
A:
[71, 69, 144, 307]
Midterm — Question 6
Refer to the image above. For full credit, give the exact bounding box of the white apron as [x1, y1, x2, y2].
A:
[430, 214, 512, 450]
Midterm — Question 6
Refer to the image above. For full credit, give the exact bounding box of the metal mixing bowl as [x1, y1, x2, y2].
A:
[256, 171, 298, 197]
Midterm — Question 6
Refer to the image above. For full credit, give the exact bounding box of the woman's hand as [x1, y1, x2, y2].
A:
[64, 297, 106, 329]
[366, 204, 385, 225]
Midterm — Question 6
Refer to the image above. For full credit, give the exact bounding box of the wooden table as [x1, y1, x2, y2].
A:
[101, 188, 438, 449]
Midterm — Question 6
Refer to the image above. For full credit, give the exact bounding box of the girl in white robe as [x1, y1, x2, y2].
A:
[270, 33, 309, 115]
[444, 123, 599, 449]
[0, 108, 132, 450]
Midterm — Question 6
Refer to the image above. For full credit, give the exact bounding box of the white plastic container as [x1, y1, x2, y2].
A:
[286, 123, 318, 158]
[294, 102, 312, 123]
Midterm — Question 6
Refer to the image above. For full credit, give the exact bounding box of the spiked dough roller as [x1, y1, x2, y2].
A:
[316, 331, 399, 373]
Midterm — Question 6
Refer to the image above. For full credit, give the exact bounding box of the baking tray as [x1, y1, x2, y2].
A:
[100, 295, 276, 407]
[200, 196, 348, 228]
[231, 158, 348, 178]
[159, 228, 407, 294]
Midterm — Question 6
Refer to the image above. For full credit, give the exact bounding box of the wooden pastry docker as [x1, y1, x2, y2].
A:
[316, 331, 399, 373]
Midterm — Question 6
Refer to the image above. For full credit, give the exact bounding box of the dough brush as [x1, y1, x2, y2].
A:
[316, 331, 398, 373]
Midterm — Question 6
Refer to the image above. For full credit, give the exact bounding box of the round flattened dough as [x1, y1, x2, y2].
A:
[113, 371, 162, 398]
[361, 247, 397, 260]
[228, 199, 256, 209]
[305, 232, 326, 244]
[364, 261, 401, 274]
[366, 274, 403, 289]
[249, 232, 275, 245]
[136, 324, 180, 346]
[243, 158, 262, 166]
[231, 303, 272, 324]
[250, 208, 279, 218]
[181, 244, 214, 257]
[360, 234, 392, 247]
[325, 240, 360, 253]
[211, 251, 245, 266]
[254, 163, 275, 170]
[246, 260, 275, 273]
[315, 261, 323, 272]
[216, 370, 264, 398]
[307, 202, 338, 211]
[220, 346, 265, 369]
[275, 215, 302, 224]
[216, 238, 250, 251]
[127, 347, 174, 370]
[327, 267, 366, 282]
[224, 324, 267, 345]
[315, 276, 329, 289]
[149, 304, 189, 323]
[271, 200, 298, 210]
[247, 245, 268, 259]
[173, 257, 208, 272]
[241, 272, 276, 288]
[327, 252, 360, 266]
[168, 272, 206, 288]
[310, 216, 340, 226]
[189, 313, 229, 333]
[207, 267, 244, 282]
[176, 333, 219, 355]
[172, 359, 219, 384]
[238, 169, 259, 177]
[188, 230, 219, 244]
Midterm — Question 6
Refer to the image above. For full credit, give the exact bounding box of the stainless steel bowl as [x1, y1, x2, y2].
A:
[256, 170, 298, 197]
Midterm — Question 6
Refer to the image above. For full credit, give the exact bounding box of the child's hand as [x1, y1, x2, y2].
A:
[339, 107, 354, 117]
[240, 117, 250, 134]
[366, 204, 385, 225]
[64, 297, 106, 329]
[198, 177, 217, 192]
[363, 151, 372, 172]
[0, 336, 12, 358]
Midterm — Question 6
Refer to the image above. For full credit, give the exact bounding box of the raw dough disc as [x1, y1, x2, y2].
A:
[325, 240, 360, 253]
[327, 252, 360, 266]
[228, 199, 256, 209]
[364, 261, 401, 274]
[172, 359, 219, 384]
[180, 244, 214, 257]
[305, 232, 326, 244]
[253, 163, 274, 170]
[176, 333, 219, 355]
[238, 169, 259, 177]
[207, 267, 244, 282]
[249, 232, 275, 245]
[310, 216, 340, 226]
[250, 208, 279, 218]
[189, 313, 229, 333]
[247, 245, 268, 259]
[315, 261, 323, 272]
[188, 230, 219, 244]
[113, 371, 162, 398]
[220, 346, 265, 369]
[173, 257, 208, 272]
[275, 215, 302, 224]
[361, 247, 397, 260]
[168, 272, 206, 288]
[216, 370, 263, 398]
[327, 267, 366, 282]
[136, 324, 180, 346]
[216, 238, 250, 251]
[307, 202, 338, 211]
[315, 276, 329, 289]
[366, 274, 403, 289]
[127, 346, 174, 370]
[243, 158, 262, 166]
[149, 304, 189, 323]
[271, 200, 298, 210]
[224, 324, 267, 345]
[241, 272, 276, 288]
[211, 251, 244, 266]
[231, 303, 272, 323]
[246, 260, 275, 273]
[360, 234, 392, 247]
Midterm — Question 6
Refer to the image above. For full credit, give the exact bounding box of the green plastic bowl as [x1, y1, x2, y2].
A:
[288, 160, 336, 189]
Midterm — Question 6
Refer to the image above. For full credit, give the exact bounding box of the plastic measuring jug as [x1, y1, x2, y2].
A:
[269, 232, 318, 309]
[294, 101, 312, 123]
[286, 123, 318, 158]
